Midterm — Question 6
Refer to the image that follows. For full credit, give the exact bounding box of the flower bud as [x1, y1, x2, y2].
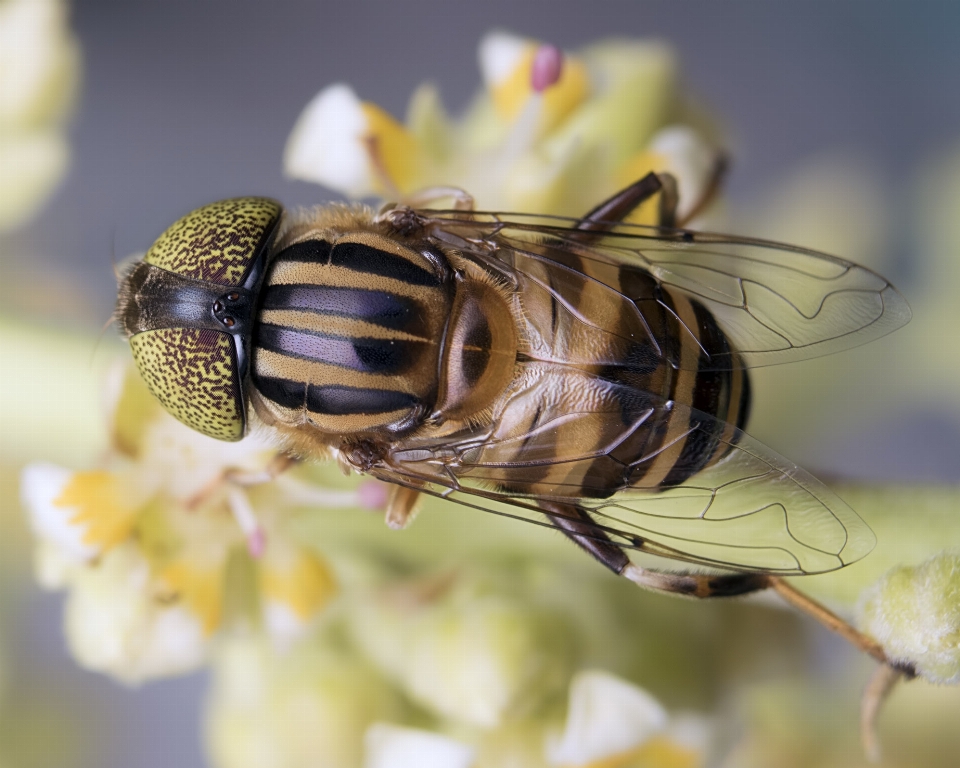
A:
[858, 551, 960, 683]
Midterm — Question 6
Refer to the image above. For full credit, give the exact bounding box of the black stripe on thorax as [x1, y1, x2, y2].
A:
[256, 323, 421, 374]
[261, 284, 424, 334]
[255, 376, 418, 415]
[273, 239, 439, 287]
[272, 239, 332, 263]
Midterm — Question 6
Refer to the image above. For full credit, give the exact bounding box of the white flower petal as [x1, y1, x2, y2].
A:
[478, 31, 530, 88]
[283, 83, 375, 197]
[21, 462, 99, 565]
[64, 544, 208, 684]
[648, 125, 718, 223]
[262, 599, 313, 648]
[365, 723, 475, 768]
[547, 670, 668, 766]
[141, 412, 275, 502]
[398, 595, 572, 729]
[32, 540, 81, 589]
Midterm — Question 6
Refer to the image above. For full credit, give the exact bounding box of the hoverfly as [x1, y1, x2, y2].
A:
[116, 172, 910, 601]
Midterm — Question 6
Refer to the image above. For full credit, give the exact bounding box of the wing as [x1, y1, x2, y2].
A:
[417, 209, 911, 370]
[371, 381, 874, 576]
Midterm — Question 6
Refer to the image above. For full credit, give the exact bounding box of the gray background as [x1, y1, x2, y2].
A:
[16, 0, 960, 317]
[4, 2, 960, 767]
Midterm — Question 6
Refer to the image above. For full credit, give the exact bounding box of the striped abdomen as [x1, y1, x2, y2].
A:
[250, 231, 452, 435]
[614, 265, 751, 491]
[462, 243, 750, 498]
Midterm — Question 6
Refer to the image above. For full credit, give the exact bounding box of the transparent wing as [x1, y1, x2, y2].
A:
[375, 393, 875, 576]
[418, 210, 911, 370]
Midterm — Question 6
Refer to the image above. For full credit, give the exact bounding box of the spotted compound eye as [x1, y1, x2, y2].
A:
[129, 327, 246, 440]
[117, 197, 283, 441]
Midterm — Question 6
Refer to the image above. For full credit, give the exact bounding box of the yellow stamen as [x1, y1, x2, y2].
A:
[360, 102, 421, 194]
[260, 550, 337, 619]
[160, 560, 224, 634]
[55, 470, 137, 549]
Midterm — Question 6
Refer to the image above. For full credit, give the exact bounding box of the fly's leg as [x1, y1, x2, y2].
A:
[384, 483, 423, 529]
[657, 173, 680, 228]
[573, 169, 683, 232]
[386, 186, 476, 213]
[538, 500, 632, 574]
[621, 560, 769, 597]
[577, 156, 728, 234]
[540, 500, 911, 668]
[539, 500, 768, 596]
[576, 172, 664, 233]
[657, 153, 729, 228]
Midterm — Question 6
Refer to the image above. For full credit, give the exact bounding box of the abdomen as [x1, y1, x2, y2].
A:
[458, 261, 751, 499]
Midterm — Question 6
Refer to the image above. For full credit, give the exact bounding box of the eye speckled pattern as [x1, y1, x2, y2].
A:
[129, 327, 244, 440]
[144, 197, 282, 286]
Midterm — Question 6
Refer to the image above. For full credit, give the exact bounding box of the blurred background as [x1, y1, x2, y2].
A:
[1, 1, 959, 766]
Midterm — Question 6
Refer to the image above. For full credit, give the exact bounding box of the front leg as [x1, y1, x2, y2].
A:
[384, 483, 422, 529]
[380, 186, 476, 214]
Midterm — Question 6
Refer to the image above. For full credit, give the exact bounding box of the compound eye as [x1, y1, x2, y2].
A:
[144, 197, 282, 287]
[129, 328, 245, 441]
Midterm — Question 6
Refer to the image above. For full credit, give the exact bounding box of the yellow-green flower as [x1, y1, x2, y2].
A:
[0, 0, 80, 232]
[284, 30, 721, 223]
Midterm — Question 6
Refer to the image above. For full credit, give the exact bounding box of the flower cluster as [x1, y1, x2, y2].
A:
[206, 593, 713, 768]
[19, 359, 719, 764]
[284, 30, 722, 224]
[858, 552, 960, 684]
[20, 365, 373, 683]
[12, 24, 960, 768]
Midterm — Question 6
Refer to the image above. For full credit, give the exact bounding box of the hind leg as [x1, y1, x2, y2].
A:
[539, 500, 903, 669]
[538, 500, 768, 597]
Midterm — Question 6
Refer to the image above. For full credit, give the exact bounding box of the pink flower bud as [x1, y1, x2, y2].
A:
[531, 44, 563, 93]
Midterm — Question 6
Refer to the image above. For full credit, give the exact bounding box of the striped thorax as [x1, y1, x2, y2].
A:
[249, 206, 518, 455]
